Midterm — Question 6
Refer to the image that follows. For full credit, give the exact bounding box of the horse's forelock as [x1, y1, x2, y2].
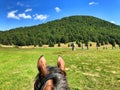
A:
[34, 66, 70, 90]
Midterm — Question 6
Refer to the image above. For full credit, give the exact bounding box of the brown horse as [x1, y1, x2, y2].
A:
[34, 55, 70, 90]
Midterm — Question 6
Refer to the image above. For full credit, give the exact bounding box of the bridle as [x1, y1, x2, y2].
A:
[34, 55, 70, 90]
[34, 66, 70, 90]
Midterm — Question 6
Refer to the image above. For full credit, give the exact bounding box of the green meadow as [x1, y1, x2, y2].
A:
[0, 47, 120, 90]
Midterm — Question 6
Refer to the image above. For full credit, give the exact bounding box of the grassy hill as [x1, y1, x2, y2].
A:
[0, 15, 120, 46]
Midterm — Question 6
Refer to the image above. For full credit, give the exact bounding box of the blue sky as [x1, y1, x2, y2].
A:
[0, 0, 120, 31]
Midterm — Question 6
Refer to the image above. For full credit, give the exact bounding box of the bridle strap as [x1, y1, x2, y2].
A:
[34, 66, 69, 90]
[41, 73, 65, 89]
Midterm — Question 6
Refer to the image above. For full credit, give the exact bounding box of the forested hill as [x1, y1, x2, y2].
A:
[0, 15, 120, 46]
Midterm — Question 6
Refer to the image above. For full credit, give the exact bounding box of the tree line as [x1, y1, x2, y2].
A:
[0, 15, 120, 48]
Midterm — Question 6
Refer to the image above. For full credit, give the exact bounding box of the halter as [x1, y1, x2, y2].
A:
[34, 66, 70, 90]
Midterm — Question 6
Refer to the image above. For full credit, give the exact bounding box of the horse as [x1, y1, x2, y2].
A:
[34, 55, 70, 90]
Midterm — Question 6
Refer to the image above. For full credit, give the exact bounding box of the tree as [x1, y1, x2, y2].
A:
[48, 40, 54, 47]
[109, 39, 116, 49]
[115, 37, 120, 49]
[0, 15, 120, 47]
[60, 36, 69, 44]
[85, 40, 89, 50]
[90, 43, 92, 47]
[58, 42, 61, 47]
[68, 44, 71, 47]
[38, 41, 43, 47]
[96, 41, 100, 50]
[77, 42, 81, 47]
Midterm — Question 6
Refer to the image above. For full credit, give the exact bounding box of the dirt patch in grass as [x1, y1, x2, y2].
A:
[82, 72, 100, 77]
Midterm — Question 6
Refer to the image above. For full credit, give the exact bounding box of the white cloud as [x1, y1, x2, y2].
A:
[17, 2, 24, 7]
[34, 14, 48, 20]
[18, 13, 32, 19]
[55, 7, 61, 13]
[17, 2, 29, 7]
[89, 1, 98, 6]
[7, 10, 19, 19]
[111, 21, 115, 24]
[7, 10, 48, 21]
[7, 10, 31, 20]
[25, 8, 32, 12]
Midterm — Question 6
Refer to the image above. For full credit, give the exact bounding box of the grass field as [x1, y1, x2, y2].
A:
[0, 47, 120, 90]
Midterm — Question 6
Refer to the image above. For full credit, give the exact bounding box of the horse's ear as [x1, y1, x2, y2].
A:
[57, 56, 66, 73]
[37, 55, 48, 77]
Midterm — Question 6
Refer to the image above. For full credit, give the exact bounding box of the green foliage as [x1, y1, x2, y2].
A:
[90, 43, 92, 47]
[96, 41, 100, 47]
[58, 42, 61, 47]
[68, 44, 71, 47]
[48, 40, 54, 47]
[109, 39, 116, 48]
[77, 42, 81, 47]
[38, 41, 43, 47]
[0, 15, 120, 46]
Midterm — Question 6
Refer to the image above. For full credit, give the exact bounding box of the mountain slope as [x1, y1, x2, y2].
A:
[0, 15, 120, 46]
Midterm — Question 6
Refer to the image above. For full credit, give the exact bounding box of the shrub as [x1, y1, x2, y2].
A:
[78, 42, 81, 47]
[38, 41, 43, 47]
[58, 42, 61, 47]
[90, 43, 92, 47]
[68, 44, 71, 47]
[48, 41, 54, 47]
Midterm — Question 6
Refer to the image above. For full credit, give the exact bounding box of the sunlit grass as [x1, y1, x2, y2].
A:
[0, 47, 120, 90]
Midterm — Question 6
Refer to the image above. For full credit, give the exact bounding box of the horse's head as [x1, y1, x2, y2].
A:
[34, 55, 70, 90]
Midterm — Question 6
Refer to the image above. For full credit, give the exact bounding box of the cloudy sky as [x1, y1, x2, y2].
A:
[0, 0, 120, 31]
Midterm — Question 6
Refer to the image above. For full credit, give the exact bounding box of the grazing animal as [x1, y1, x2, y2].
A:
[34, 55, 70, 90]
